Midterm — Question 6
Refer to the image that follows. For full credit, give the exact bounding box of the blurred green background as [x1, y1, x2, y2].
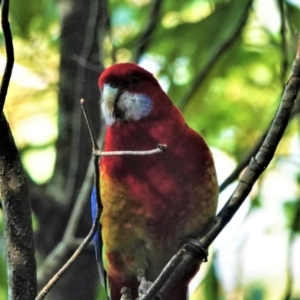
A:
[0, 0, 300, 299]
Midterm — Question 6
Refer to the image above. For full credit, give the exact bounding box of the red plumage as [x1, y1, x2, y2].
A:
[97, 63, 218, 300]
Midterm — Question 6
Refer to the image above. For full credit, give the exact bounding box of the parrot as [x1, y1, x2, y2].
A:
[91, 62, 218, 300]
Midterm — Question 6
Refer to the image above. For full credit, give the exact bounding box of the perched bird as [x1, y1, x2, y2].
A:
[92, 63, 218, 300]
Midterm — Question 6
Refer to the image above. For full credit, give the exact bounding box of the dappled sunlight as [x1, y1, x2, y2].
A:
[22, 147, 56, 184]
[162, 2, 214, 28]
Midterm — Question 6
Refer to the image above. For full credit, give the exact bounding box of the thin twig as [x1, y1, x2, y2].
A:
[64, 0, 104, 201]
[37, 160, 94, 287]
[219, 125, 269, 192]
[81, 99, 168, 158]
[133, 0, 162, 63]
[178, 0, 252, 111]
[80, 99, 99, 149]
[63, 162, 94, 241]
[0, 0, 14, 112]
[36, 106, 107, 286]
[219, 105, 300, 193]
[35, 209, 100, 300]
[277, 0, 289, 87]
[93, 144, 167, 156]
[139, 41, 300, 300]
[81, 98, 107, 288]
[80, 98, 102, 231]
[35, 100, 103, 300]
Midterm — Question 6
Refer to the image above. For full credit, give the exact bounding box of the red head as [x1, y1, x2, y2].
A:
[99, 63, 172, 125]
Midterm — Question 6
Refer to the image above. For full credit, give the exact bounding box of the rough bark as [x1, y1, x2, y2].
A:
[0, 113, 37, 300]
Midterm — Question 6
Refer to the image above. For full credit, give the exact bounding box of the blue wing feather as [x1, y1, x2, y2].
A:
[91, 186, 108, 296]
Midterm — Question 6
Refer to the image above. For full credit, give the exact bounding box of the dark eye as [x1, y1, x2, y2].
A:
[131, 75, 139, 85]
[109, 82, 117, 88]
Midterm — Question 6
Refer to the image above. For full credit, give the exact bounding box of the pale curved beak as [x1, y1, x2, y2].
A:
[101, 84, 120, 125]
[102, 84, 119, 113]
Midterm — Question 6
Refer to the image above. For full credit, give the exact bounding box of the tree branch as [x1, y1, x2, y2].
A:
[277, 0, 289, 87]
[36, 134, 100, 300]
[63, 0, 104, 202]
[139, 41, 300, 300]
[133, 0, 162, 63]
[178, 0, 252, 111]
[0, 0, 14, 112]
[219, 125, 268, 192]
[219, 100, 300, 193]
[35, 99, 102, 300]
[0, 114, 37, 299]
[35, 199, 100, 300]
[36, 159, 94, 287]
[0, 1, 37, 299]
[93, 144, 167, 156]
[34, 3, 108, 298]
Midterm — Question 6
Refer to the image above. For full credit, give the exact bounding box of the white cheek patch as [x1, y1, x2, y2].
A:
[117, 92, 153, 121]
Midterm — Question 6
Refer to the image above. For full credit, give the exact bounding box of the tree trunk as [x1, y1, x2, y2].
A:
[30, 0, 108, 299]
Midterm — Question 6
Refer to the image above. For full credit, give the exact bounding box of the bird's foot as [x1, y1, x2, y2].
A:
[121, 287, 133, 300]
[138, 275, 153, 297]
[137, 270, 153, 297]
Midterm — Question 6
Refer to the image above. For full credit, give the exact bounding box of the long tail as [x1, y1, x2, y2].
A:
[90, 187, 108, 296]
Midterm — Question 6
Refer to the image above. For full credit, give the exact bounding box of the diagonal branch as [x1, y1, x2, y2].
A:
[64, 0, 104, 202]
[35, 195, 100, 300]
[35, 100, 103, 300]
[219, 101, 300, 193]
[139, 41, 300, 300]
[219, 124, 269, 192]
[36, 159, 94, 287]
[178, 0, 252, 111]
[0, 0, 14, 112]
[277, 0, 289, 87]
[133, 0, 162, 63]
